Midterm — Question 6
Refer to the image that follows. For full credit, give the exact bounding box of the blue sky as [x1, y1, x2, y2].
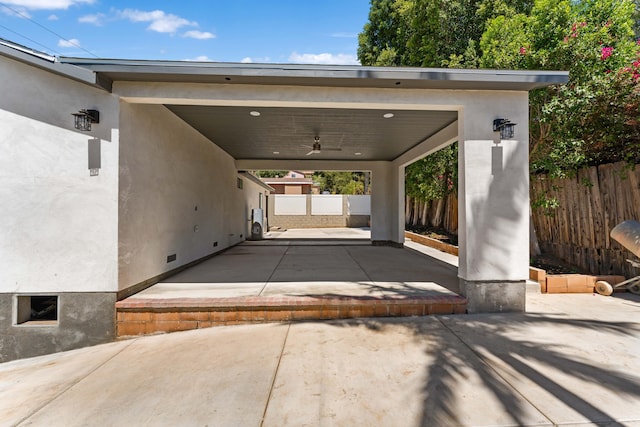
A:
[0, 1, 371, 64]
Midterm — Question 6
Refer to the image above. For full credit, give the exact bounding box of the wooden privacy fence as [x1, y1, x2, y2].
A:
[531, 162, 640, 277]
[405, 193, 458, 235]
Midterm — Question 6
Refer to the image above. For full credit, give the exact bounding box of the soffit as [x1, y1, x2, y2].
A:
[166, 105, 458, 161]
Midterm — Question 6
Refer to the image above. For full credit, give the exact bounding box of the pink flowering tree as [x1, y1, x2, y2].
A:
[480, 0, 639, 175]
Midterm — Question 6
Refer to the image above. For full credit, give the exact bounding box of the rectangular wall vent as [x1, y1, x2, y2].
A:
[167, 254, 177, 263]
[16, 295, 58, 325]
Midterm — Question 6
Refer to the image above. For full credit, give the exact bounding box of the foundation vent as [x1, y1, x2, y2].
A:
[16, 295, 58, 325]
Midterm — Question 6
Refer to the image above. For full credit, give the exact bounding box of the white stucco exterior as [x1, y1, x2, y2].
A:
[118, 103, 250, 291]
[456, 97, 531, 283]
[0, 55, 119, 293]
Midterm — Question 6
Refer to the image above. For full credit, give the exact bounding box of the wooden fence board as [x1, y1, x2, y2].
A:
[406, 162, 638, 277]
[531, 162, 639, 276]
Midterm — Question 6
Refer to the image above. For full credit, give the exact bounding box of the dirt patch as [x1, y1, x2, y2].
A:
[405, 225, 458, 246]
[530, 255, 588, 275]
[406, 225, 586, 275]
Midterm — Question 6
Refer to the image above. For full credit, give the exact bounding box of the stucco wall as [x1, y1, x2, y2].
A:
[240, 175, 269, 237]
[118, 103, 247, 292]
[0, 54, 119, 361]
[0, 55, 119, 294]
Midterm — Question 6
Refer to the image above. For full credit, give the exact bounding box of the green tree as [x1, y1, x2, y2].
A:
[478, 0, 639, 176]
[254, 170, 288, 178]
[359, 0, 640, 204]
[405, 144, 458, 201]
[313, 172, 368, 194]
[358, 0, 412, 66]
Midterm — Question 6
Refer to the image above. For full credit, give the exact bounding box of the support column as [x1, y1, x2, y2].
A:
[370, 162, 404, 247]
[458, 101, 530, 312]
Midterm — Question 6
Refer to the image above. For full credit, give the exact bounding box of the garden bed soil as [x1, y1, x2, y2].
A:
[407, 225, 585, 275]
[405, 225, 458, 246]
[529, 255, 589, 275]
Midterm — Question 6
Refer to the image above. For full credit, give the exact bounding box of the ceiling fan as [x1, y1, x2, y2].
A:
[304, 136, 342, 156]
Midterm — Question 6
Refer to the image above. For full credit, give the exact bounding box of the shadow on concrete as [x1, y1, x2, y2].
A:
[318, 308, 640, 426]
[316, 307, 640, 426]
[157, 243, 461, 298]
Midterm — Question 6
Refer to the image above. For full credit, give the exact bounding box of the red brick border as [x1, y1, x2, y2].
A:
[116, 294, 468, 337]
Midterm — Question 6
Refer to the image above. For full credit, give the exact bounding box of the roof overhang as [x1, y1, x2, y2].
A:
[238, 172, 275, 192]
[0, 39, 103, 88]
[1, 40, 570, 165]
[58, 57, 568, 92]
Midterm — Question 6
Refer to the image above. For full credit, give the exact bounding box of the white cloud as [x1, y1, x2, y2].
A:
[288, 52, 359, 65]
[183, 30, 215, 40]
[0, 0, 94, 10]
[58, 38, 80, 47]
[240, 56, 270, 64]
[184, 55, 214, 62]
[1, 6, 29, 17]
[118, 9, 195, 34]
[47, 14, 58, 20]
[78, 12, 105, 26]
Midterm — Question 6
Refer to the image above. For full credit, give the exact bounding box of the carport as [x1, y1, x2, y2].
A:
[0, 44, 569, 359]
[58, 58, 567, 314]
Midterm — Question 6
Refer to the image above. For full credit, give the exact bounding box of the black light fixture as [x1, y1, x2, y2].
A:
[493, 118, 516, 139]
[72, 109, 99, 131]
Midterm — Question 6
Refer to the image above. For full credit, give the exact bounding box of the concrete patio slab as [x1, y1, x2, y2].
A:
[0, 340, 134, 426]
[379, 281, 460, 297]
[13, 324, 289, 427]
[260, 281, 383, 297]
[124, 231, 461, 303]
[1, 292, 639, 427]
[262, 319, 552, 427]
[266, 227, 371, 240]
[161, 245, 287, 284]
[132, 282, 268, 299]
[441, 295, 640, 426]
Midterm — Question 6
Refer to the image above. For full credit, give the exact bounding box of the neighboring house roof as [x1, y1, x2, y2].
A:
[260, 177, 313, 185]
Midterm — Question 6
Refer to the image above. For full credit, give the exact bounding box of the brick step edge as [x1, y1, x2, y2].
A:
[116, 300, 467, 337]
[116, 294, 466, 309]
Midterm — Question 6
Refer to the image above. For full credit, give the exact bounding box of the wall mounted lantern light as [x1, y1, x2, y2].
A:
[72, 109, 100, 131]
[493, 118, 516, 139]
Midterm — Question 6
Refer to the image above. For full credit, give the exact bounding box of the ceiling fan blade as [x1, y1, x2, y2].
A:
[323, 147, 342, 151]
[306, 150, 315, 156]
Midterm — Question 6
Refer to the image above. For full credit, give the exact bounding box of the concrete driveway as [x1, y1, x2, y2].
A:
[2, 291, 639, 426]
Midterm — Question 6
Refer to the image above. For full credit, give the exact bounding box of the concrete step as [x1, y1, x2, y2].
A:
[115, 294, 468, 337]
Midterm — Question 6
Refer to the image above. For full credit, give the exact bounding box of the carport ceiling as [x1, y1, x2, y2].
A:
[166, 105, 458, 161]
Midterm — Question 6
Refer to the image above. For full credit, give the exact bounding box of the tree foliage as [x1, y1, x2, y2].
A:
[359, 0, 640, 187]
[254, 170, 288, 178]
[313, 171, 369, 195]
[478, 0, 639, 176]
[405, 144, 458, 201]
